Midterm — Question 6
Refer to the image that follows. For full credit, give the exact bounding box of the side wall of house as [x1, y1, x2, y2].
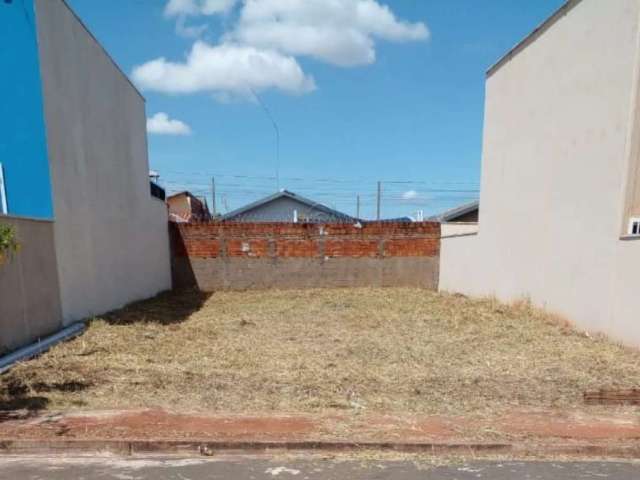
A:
[171, 222, 440, 290]
[0, 217, 63, 353]
[440, 0, 640, 346]
[441, 223, 479, 238]
[34, 0, 171, 322]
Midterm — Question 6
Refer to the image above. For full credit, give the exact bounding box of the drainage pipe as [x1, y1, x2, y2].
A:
[0, 322, 86, 374]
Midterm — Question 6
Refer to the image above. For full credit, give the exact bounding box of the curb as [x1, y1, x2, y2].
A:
[0, 440, 510, 456]
[0, 439, 639, 458]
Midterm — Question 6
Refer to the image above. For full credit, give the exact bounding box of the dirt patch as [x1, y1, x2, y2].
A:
[60, 410, 318, 440]
[500, 411, 640, 440]
[333, 415, 461, 441]
[1, 288, 640, 416]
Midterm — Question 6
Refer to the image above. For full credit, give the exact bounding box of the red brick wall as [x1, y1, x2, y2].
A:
[171, 222, 440, 260]
[169, 222, 441, 290]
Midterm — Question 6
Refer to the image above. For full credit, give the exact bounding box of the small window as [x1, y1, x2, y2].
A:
[629, 217, 640, 236]
[0, 163, 7, 215]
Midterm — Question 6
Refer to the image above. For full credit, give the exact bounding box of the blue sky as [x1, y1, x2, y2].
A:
[68, 0, 564, 219]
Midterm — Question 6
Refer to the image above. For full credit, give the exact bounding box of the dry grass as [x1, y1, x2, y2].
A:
[2, 288, 640, 415]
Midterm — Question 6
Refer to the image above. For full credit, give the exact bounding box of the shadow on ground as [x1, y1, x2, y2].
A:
[100, 289, 212, 326]
[0, 376, 95, 414]
[0, 289, 211, 414]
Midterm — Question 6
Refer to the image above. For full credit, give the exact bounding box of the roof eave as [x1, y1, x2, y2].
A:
[430, 200, 479, 222]
[486, 0, 582, 78]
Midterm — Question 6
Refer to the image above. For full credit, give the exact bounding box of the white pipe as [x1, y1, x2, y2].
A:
[0, 322, 86, 374]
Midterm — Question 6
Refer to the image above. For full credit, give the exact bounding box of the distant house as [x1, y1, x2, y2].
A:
[167, 191, 211, 223]
[376, 217, 414, 223]
[221, 190, 356, 223]
[431, 201, 479, 223]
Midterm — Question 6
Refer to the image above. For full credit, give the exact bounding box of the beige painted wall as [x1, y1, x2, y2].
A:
[440, 0, 640, 346]
[35, 0, 171, 322]
[0, 217, 63, 353]
[441, 223, 479, 238]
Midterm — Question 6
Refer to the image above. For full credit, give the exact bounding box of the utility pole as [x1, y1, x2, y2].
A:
[275, 124, 280, 191]
[356, 194, 361, 219]
[376, 181, 382, 221]
[211, 176, 216, 217]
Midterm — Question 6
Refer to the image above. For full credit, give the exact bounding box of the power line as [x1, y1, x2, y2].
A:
[161, 170, 480, 187]
[158, 170, 480, 219]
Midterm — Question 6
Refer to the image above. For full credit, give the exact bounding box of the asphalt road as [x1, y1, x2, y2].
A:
[0, 457, 639, 480]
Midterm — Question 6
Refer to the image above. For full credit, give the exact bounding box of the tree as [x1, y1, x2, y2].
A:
[0, 224, 19, 266]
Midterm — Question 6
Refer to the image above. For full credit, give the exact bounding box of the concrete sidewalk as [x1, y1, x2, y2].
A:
[0, 408, 639, 457]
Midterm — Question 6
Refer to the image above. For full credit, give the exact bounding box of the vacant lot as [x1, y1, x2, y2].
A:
[2, 288, 639, 414]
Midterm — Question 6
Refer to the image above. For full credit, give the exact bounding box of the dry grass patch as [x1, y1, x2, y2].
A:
[2, 288, 639, 414]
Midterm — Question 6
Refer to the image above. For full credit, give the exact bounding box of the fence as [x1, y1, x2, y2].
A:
[170, 221, 440, 291]
[0, 216, 63, 354]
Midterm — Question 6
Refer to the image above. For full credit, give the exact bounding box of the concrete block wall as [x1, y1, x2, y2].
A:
[171, 222, 440, 290]
[0, 217, 63, 354]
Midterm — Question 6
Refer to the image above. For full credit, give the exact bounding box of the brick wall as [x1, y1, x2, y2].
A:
[170, 222, 440, 290]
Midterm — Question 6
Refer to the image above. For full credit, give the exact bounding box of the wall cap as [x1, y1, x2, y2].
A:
[441, 232, 479, 239]
[57, 0, 146, 102]
[486, 0, 582, 78]
[0, 214, 55, 224]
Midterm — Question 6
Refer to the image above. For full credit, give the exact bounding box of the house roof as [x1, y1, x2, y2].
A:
[167, 191, 199, 201]
[220, 190, 356, 222]
[430, 200, 479, 223]
[167, 191, 208, 211]
[487, 0, 581, 77]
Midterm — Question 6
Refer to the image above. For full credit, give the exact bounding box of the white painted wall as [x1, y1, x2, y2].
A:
[440, 0, 640, 346]
[35, 0, 171, 322]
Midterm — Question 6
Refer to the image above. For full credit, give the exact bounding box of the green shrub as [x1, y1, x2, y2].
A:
[0, 224, 19, 265]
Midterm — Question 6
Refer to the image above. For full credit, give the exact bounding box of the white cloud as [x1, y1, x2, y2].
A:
[165, 0, 197, 16]
[201, 0, 239, 15]
[166, 0, 238, 38]
[132, 41, 316, 98]
[175, 17, 209, 38]
[402, 190, 418, 200]
[147, 112, 192, 135]
[229, 0, 429, 66]
[165, 0, 238, 17]
[147, 0, 428, 98]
